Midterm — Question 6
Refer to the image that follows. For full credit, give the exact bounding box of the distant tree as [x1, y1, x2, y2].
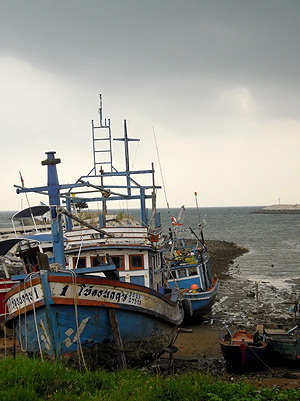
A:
[75, 201, 88, 212]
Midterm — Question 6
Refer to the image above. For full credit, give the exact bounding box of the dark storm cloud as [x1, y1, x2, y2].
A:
[1, 0, 300, 87]
[1, 1, 300, 209]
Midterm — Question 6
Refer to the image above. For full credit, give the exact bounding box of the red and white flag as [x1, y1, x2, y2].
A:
[19, 171, 24, 187]
[171, 216, 182, 226]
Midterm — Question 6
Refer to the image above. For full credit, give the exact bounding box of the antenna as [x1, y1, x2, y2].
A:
[194, 191, 205, 245]
[194, 192, 201, 227]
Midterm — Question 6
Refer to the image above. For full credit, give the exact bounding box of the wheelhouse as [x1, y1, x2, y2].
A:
[64, 225, 165, 290]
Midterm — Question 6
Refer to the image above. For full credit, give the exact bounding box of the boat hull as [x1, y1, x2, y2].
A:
[0, 278, 15, 321]
[182, 280, 219, 319]
[220, 342, 266, 371]
[5, 271, 183, 368]
[220, 330, 266, 371]
[265, 334, 300, 362]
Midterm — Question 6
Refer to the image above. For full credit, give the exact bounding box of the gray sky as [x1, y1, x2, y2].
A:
[1, 0, 300, 210]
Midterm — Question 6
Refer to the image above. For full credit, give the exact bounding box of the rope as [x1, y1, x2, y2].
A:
[2, 279, 8, 357]
[244, 342, 293, 379]
[74, 234, 85, 269]
[131, 138, 140, 170]
[58, 268, 88, 371]
[29, 273, 44, 360]
[18, 277, 28, 353]
[152, 127, 172, 220]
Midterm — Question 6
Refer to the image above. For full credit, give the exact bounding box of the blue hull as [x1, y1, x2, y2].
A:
[14, 305, 178, 366]
[5, 271, 183, 368]
[182, 280, 219, 318]
[167, 245, 219, 321]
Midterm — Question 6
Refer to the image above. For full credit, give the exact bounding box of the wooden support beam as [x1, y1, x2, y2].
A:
[108, 309, 127, 369]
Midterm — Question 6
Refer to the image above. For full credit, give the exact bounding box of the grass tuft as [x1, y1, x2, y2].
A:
[1, 356, 300, 400]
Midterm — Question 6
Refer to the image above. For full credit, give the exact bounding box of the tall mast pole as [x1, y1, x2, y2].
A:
[124, 120, 131, 196]
[41, 151, 65, 267]
[114, 119, 140, 196]
[151, 162, 157, 228]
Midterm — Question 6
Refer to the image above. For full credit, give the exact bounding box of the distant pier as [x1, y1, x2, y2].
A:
[252, 204, 300, 214]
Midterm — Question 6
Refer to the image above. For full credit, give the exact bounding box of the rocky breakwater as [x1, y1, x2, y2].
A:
[253, 204, 300, 214]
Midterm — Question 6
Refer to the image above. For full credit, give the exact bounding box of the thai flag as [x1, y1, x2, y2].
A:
[171, 216, 182, 226]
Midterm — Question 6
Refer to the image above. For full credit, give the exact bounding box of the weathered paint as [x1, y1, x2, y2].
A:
[5, 270, 184, 368]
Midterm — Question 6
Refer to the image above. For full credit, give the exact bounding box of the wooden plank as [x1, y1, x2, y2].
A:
[108, 309, 127, 369]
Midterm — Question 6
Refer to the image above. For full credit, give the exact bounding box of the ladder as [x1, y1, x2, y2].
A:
[88, 94, 113, 176]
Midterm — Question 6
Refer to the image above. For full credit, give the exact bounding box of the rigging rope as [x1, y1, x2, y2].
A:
[59, 268, 88, 371]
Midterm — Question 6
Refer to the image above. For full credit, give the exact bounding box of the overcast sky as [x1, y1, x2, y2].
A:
[1, 0, 300, 211]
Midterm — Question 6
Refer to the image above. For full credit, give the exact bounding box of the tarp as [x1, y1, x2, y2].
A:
[12, 205, 49, 219]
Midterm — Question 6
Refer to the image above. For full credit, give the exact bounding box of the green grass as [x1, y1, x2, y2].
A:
[0, 356, 299, 401]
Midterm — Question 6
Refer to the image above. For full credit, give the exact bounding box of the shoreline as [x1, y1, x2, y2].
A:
[2, 239, 300, 388]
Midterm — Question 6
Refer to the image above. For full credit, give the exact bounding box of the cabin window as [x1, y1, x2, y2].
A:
[190, 267, 198, 276]
[156, 254, 161, 268]
[111, 255, 125, 271]
[73, 257, 86, 268]
[178, 268, 187, 278]
[91, 255, 106, 266]
[129, 254, 144, 270]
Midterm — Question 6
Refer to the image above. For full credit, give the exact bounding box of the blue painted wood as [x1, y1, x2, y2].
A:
[167, 247, 219, 320]
[130, 275, 145, 286]
[7, 98, 184, 367]
[5, 270, 183, 367]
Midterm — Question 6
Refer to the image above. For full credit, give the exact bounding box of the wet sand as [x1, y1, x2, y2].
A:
[171, 240, 300, 388]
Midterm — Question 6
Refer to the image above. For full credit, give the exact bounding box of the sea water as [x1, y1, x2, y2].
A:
[169, 206, 300, 290]
[1, 207, 300, 290]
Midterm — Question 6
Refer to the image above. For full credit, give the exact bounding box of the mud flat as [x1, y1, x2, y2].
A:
[171, 240, 300, 388]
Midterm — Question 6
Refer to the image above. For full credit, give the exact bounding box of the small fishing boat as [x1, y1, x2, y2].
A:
[0, 205, 52, 321]
[166, 205, 219, 321]
[264, 326, 300, 362]
[220, 327, 267, 371]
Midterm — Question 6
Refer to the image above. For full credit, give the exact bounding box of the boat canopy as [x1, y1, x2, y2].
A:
[0, 238, 29, 256]
[12, 205, 49, 219]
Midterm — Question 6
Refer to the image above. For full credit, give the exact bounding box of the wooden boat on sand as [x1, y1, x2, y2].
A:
[166, 205, 219, 321]
[4, 99, 184, 369]
[6, 261, 183, 368]
[264, 326, 300, 362]
[220, 328, 267, 371]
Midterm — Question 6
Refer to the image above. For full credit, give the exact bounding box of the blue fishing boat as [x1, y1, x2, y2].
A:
[166, 205, 219, 321]
[58, 95, 167, 292]
[4, 100, 184, 368]
[6, 261, 182, 368]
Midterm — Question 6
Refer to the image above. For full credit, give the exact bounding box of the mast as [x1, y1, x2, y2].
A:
[41, 151, 65, 266]
[114, 120, 140, 196]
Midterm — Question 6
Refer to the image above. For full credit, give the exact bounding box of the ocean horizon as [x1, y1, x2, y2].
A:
[1, 206, 300, 292]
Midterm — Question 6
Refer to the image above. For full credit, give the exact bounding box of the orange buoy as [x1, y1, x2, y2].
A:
[190, 284, 198, 290]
